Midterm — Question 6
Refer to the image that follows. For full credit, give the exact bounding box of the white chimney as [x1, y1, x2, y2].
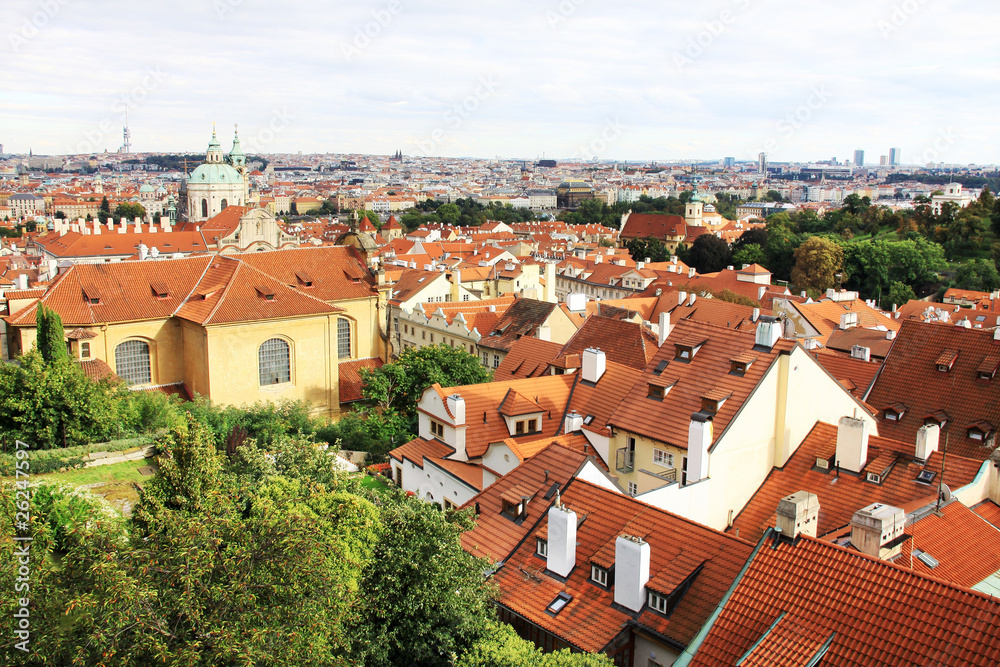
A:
[850, 503, 906, 559]
[686, 413, 712, 484]
[150, 247, 159, 258]
[776, 491, 820, 539]
[658, 311, 671, 346]
[687, 293, 697, 307]
[754, 317, 782, 349]
[836, 415, 869, 473]
[135, 222, 144, 234]
[839, 312, 858, 330]
[886, 330, 896, 340]
[447, 393, 466, 425]
[850, 345, 871, 362]
[118, 223, 126, 234]
[758, 285, 767, 300]
[92, 220, 101, 235]
[678, 290, 688, 306]
[581, 348, 606, 383]
[752, 307, 760, 322]
[547, 503, 577, 578]
[17, 273, 28, 290]
[138, 243, 149, 261]
[563, 411, 583, 433]
[914, 423, 940, 462]
[613, 535, 650, 613]
[566, 292, 587, 313]
[106, 220, 113, 231]
[688, 267, 695, 278]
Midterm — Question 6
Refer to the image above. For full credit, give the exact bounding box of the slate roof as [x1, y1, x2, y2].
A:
[729, 421, 985, 543]
[494, 479, 755, 653]
[493, 337, 563, 381]
[609, 319, 794, 447]
[685, 530, 1000, 666]
[865, 320, 1000, 460]
[460, 443, 589, 561]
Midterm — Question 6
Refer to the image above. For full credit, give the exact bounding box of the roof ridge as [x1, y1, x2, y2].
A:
[202, 256, 241, 325]
[172, 256, 215, 317]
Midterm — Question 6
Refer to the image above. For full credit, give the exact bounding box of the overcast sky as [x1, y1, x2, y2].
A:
[2, 0, 997, 164]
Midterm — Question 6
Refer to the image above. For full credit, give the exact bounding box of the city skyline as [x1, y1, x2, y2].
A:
[2, 0, 997, 164]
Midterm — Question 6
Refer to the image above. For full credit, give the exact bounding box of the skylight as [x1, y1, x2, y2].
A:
[914, 549, 939, 569]
[546, 592, 572, 615]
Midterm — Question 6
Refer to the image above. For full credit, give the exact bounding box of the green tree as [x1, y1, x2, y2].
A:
[685, 234, 731, 274]
[624, 236, 669, 263]
[347, 496, 496, 666]
[438, 203, 461, 225]
[954, 259, 1000, 292]
[763, 214, 800, 281]
[457, 621, 614, 666]
[35, 303, 68, 364]
[731, 243, 765, 268]
[791, 236, 845, 296]
[883, 280, 916, 310]
[114, 202, 146, 222]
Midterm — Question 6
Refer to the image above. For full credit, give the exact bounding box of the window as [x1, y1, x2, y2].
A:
[493, 355, 500, 369]
[653, 449, 674, 467]
[422, 331, 426, 340]
[536, 538, 548, 558]
[220, 198, 228, 209]
[647, 384, 665, 400]
[443, 498, 457, 510]
[546, 592, 572, 616]
[627, 481, 638, 497]
[337, 319, 351, 359]
[502, 498, 524, 519]
[516, 418, 539, 435]
[259, 338, 291, 385]
[430, 334, 434, 343]
[591, 565, 608, 587]
[648, 591, 668, 614]
[115, 339, 151, 385]
[80, 342, 91, 359]
[201, 198, 208, 218]
[430, 420, 444, 439]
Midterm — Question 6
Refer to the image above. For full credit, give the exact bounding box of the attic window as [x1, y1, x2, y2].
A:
[647, 591, 668, 614]
[652, 359, 668, 375]
[729, 352, 757, 377]
[674, 345, 694, 362]
[149, 281, 170, 299]
[255, 287, 276, 301]
[968, 423, 993, 442]
[294, 271, 314, 288]
[501, 498, 524, 519]
[884, 404, 906, 421]
[590, 565, 609, 587]
[866, 472, 882, 485]
[913, 549, 940, 569]
[700, 390, 731, 415]
[536, 538, 547, 558]
[82, 287, 101, 304]
[915, 470, 937, 485]
[977, 356, 1000, 380]
[546, 592, 572, 616]
[647, 384, 665, 401]
[583, 414, 595, 426]
[935, 349, 958, 372]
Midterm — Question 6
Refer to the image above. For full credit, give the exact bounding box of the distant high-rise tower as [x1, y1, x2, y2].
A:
[121, 106, 132, 154]
[889, 147, 900, 166]
[723, 156, 735, 168]
[880, 155, 888, 166]
[853, 149, 864, 167]
[757, 152, 767, 175]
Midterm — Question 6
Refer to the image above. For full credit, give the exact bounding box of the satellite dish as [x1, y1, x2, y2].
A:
[939, 484, 952, 504]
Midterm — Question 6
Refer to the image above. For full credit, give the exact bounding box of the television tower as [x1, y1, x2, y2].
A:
[122, 106, 132, 154]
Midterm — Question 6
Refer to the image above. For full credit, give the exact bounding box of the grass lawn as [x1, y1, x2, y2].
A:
[27, 457, 159, 511]
[358, 474, 391, 494]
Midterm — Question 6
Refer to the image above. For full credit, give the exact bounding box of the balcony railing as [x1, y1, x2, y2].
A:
[616, 447, 635, 474]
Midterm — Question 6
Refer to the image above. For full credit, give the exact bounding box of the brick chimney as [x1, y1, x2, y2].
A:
[547, 502, 577, 578]
[613, 535, 650, 613]
[776, 491, 820, 538]
[836, 416, 870, 473]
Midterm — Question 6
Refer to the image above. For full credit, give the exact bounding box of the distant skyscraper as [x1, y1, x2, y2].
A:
[889, 147, 900, 166]
[880, 155, 888, 166]
[121, 106, 132, 154]
[853, 149, 864, 167]
[723, 156, 735, 168]
[757, 152, 767, 174]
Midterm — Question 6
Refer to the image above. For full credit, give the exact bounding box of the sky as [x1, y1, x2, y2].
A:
[2, 0, 998, 164]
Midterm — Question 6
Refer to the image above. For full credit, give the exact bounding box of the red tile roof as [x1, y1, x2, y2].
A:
[338, 357, 382, 404]
[620, 213, 687, 241]
[494, 479, 755, 652]
[865, 320, 1000, 460]
[461, 443, 589, 561]
[478, 299, 559, 353]
[550, 316, 657, 371]
[728, 421, 984, 543]
[493, 337, 563, 381]
[685, 530, 1000, 666]
[811, 350, 880, 399]
[973, 500, 1000, 529]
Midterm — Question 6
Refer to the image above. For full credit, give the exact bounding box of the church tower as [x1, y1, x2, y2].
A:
[685, 190, 704, 226]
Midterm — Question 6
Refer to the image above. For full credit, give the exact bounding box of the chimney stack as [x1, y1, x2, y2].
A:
[138, 243, 149, 261]
[613, 535, 650, 613]
[850, 503, 906, 559]
[446, 393, 466, 425]
[914, 423, 940, 462]
[658, 311, 671, 346]
[581, 348, 606, 383]
[835, 415, 870, 473]
[754, 316, 782, 349]
[850, 345, 871, 362]
[688, 293, 697, 307]
[776, 491, 820, 539]
[886, 329, 896, 340]
[678, 290, 687, 306]
[547, 504, 577, 578]
[563, 411, 583, 434]
[686, 413, 712, 484]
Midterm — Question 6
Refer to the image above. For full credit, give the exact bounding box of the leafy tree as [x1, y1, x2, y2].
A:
[685, 234, 731, 274]
[763, 214, 801, 281]
[764, 189, 784, 203]
[457, 621, 614, 666]
[731, 243, 765, 268]
[991, 198, 1000, 236]
[954, 259, 1000, 292]
[883, 281, 916, 311]
[712, 289, 761, 307]
[624, 236, 669, 264]
[347, 495, 496, 666]
[438, 203, 461, 225]
[114, 202, 146, 222]
[731, 228, 768, 253]
[791, 236, 845, 296]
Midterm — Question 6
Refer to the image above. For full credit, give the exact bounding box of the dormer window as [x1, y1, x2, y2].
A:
[883, 403, 906, 421]
[648, 591, 668, 614]
[968, 422, 994, 443]
[501, 498, 524, 519]
[977, 356, 999, 381]
[866, 472, 882, 484]
[674, 345, 693, 361]
[536, 538, 547, 558]
[590, 565, 609, 587]
[935, 349, 958, 373]
[295, 271, 314, 288]
[647, 384, 665, 400]
[82, 286, 101, 305]
[149, 281, 170, 299]
[255, 286, 276, 301]
[80, 342, 91, 359]
[729, 352, 757, 377]
[515, 418, 539, 435]
[700, 389, 731, 415]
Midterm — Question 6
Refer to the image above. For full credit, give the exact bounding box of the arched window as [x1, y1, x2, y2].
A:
[115, 339, 151, 385]
[220, 198, 228, 209]
[337, 319, 351, 359]
[259, 338, 290, 385]
[201, 198, 208, 218]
